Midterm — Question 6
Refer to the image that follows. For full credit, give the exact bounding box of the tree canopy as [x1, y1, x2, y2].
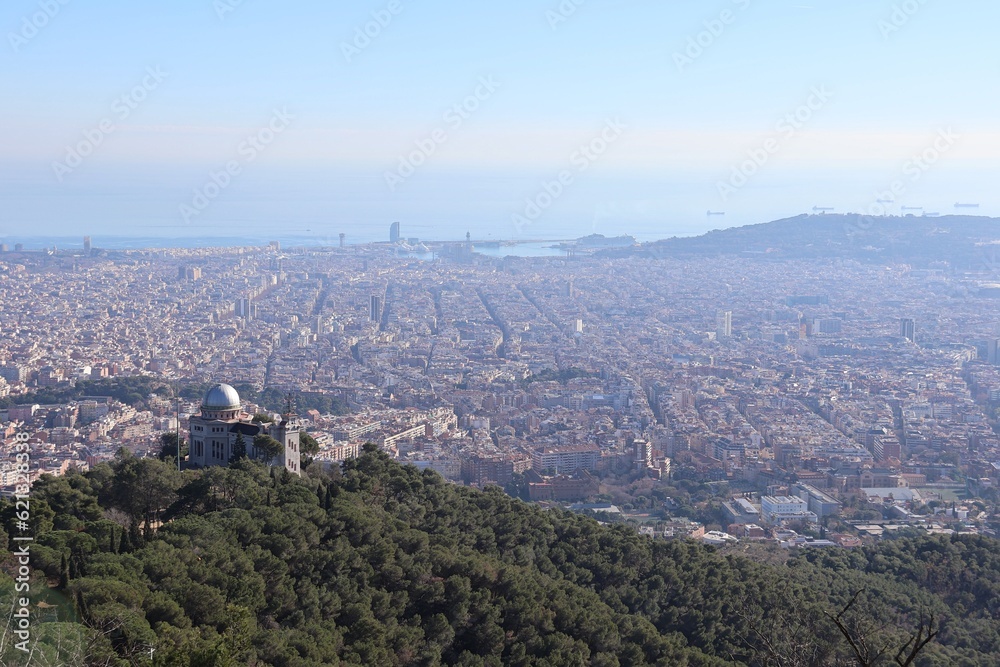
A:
[1, 449, 996, 665]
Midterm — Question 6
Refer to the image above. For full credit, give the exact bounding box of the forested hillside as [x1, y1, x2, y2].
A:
[4, 448, 1000, 666]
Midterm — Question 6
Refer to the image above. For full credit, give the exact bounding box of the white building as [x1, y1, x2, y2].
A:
[702, 530, 739, 545]
[791, 483, 842, 517]
[531, 445, 600, 474]
[716, 310, 732, 339]
[188, 383, 301, 476]
[761, 495, 817, 524]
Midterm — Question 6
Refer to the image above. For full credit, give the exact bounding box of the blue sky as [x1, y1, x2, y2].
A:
[1, 0, 997, 242]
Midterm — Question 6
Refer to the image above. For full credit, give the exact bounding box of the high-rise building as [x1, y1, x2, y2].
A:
[815, 318, 842, 334]
[634, 440, 653, 470]
[0, 365, 26, 383]
[900, 318, 915, 342]
[83, 236, 92, 253]
[370, 294, 382, 323]
[179, 266, 202, 281]
[236, 298, 256, 320]
[873, 435, 902, 462]
[716, 310, 732, 339]
[390, 221, 401, 243]
[339, 233, 346, 248]
[988, 339, 1000, 365]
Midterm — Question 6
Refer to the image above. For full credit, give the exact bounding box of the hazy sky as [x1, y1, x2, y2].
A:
[1, 0, 997, 242]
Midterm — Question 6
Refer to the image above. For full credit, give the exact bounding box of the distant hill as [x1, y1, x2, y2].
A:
[618, 214, 1000, 267]
[6, 449, 1000, 665]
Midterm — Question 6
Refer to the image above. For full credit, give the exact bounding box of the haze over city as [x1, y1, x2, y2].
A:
[3, 0, 999, 244]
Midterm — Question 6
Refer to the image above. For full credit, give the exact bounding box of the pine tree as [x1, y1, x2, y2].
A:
[73, 588, 88, 623]
[126, 521, 142, 551]
[120, 525, 133, 553]
[59, 553, 70, 588]
[232, 430, 247, 461]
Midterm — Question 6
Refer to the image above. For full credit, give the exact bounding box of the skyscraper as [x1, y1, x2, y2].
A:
[83, 236, 92, 253]
[370, 295, 382, 323]
[390, 221, 401, 243]
[900, 318, 915, 342]
[716, 310, 732, 339]
[236, 297, 256, 321]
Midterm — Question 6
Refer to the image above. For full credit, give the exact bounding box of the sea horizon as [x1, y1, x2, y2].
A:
[0, 224, 712, 252]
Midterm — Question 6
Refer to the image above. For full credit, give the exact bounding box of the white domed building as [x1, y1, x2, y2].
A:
[188, 383, 300, 475]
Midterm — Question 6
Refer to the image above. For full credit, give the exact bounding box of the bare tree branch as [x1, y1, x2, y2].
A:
[827, 589, 937, 667]
[894, 615, 937, 667]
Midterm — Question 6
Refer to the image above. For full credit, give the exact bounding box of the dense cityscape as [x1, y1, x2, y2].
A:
[8, 0, 1000, 662]
[7, 221, 1000, 550]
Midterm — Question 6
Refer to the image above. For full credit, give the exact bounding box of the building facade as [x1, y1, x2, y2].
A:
[900, 318, 915, 342]
[188, 383, 301, 475]
[531, 445, 600, 474]
[761, 495, 818, 524]
[716, 310, 732, 339]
